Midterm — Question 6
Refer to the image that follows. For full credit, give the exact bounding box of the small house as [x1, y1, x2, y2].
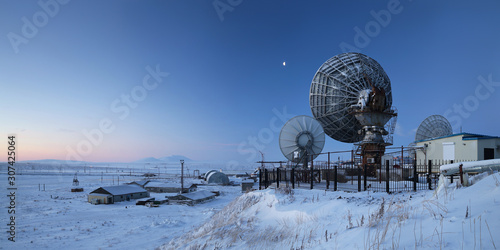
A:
[168, 190, 216, 206]
[88, 185, 149, 204]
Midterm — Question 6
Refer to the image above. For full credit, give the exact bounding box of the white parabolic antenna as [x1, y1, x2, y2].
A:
[279, 115, 325, 162]
[415, 115, 453, 141]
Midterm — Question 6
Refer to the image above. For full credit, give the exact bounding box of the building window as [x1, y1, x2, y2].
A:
[484, 148, 494, 160]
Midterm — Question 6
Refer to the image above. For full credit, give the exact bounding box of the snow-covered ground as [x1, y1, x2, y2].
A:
[2, 170, 499, 249]
[163, 172, 500, 249]
[0, 173, 249, 249]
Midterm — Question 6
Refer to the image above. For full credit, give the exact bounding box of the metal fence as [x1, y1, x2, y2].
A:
[258, 147, 457, 193]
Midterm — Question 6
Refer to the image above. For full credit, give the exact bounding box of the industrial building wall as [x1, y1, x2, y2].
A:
[455, 139, 478, 161]
[416, 135, 479, 163]
[88, 194, 112, 204]
[476, 138, 500, 160]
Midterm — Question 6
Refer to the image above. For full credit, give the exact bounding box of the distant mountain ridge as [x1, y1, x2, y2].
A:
[133, 155, 193, 163]
[15, 155, 193, 164]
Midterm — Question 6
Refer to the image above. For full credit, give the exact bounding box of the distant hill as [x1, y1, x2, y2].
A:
[132, 157, 163, 163]
[11, 156, 193, 165]
[158, 155, 192, 162]
[17, 159, 88, 165]
[132, 155, 193, 163]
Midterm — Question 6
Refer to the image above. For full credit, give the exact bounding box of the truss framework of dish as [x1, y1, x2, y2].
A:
[279, 115, 325, 162]
[415, 115, 453, 141]
[309, 52, 393, 143]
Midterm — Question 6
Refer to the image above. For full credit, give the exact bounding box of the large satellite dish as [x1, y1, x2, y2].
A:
[279, 115, 325, 163]
[415, 115, 453, 141]
[309, 52, 393, 143]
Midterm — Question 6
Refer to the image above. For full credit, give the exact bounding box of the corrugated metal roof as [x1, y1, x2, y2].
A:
[145, 182, 197, 188]
[88, 193, 110, 197]
[181, 190, 215, 200]
[414, 132, 500, 143]
[145, 181, 178, 188]
[93, 185, 148, 196]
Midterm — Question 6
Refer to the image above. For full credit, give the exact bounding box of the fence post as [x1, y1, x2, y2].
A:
[386, 160, 390, 193]
[459, 164, 464, 185]
[413, 151, 417, 192]
[273, 168, 276, 187]
[334, 163, 338, 191]
[357, 165, 361, 192]
[291, 167, 295, 189]
[259, 168, 262, 190]
[310, 155, 314, 190]
[363, 164, 367, 191]
[265, 169, 268, 189]
[327, 152, 330, 189]
[428, 160, 432, 190]
[276, 168, 280, 188]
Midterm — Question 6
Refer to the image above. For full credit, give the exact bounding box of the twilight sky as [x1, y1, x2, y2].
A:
[1, 0, 499, 166]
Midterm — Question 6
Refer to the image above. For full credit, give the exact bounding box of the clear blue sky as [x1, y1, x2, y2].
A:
[1, 0, 499, 166]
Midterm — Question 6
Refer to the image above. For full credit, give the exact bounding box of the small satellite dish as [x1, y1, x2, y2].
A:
[279, 115, 325, 164]
[415, 115, 453, 141]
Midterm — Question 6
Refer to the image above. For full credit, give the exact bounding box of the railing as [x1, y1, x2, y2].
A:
[258, 147, 459, 193]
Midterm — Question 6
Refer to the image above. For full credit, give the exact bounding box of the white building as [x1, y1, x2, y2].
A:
[415, 132, 500, 165]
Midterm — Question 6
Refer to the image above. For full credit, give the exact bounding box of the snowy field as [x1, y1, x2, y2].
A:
[163, 172, 500, 249]
[2, 168, 500, 249]
[0, 172, 250, 250]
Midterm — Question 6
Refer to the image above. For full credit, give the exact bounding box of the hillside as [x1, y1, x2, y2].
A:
[163, 173, 500, 249]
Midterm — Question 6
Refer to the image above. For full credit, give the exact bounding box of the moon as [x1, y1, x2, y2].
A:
[282, 61, 286, 66]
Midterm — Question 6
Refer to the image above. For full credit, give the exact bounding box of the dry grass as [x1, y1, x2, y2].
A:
[492, 173, 500, 187]
[422, 199, 448, 219]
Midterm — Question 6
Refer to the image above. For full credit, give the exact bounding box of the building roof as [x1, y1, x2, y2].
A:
[145, 181, 197, 188]
[90, 185, 148, 196]
[414, 132, 500, 143]
[131, 180, 150, 186]
[88, 193, 110, 197]
[206, 172, 229, 184]
[180, 190, 215, 200]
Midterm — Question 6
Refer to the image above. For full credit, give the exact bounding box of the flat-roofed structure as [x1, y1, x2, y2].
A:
[415, 132, 500, 165]
[88, 185, 149, 204]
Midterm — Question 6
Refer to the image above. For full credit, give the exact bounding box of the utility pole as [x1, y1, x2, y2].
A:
[259, 151, 264, 170]
[180, 160, 184, 193]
